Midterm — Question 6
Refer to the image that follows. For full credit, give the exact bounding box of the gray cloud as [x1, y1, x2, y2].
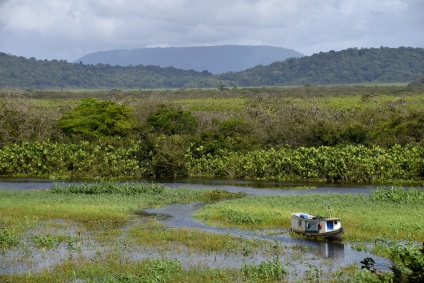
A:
[0, 0, 422, 61]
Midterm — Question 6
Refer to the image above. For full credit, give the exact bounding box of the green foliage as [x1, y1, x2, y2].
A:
[224, 208, 264, 224]
[50, 182, 165, 195]
[32, 233, 80, 250]
[0, 140, 147, 179]
[205, 189, 246, 200]
[186, 144, 424, 183]
[219, 47, 424, 86]
[111, 259, 182, 283]
[371, 187, 424, 204]
[190, 130, 256, 159]
[0, 227, 19, 249]
[146, 105, 198, 135]
[1, 86, 424, 180]
[2, 47, 424, 88]
[2, 86, 424, 148]
[241, 259, 288, 282]
[0, 53, 219, 89]
[390, 243, 424, 283]
[59, 98, 135, 140]
[215, 117, 251, 136]
[1, 140, 423, 182]
[147, 134, 192, 178]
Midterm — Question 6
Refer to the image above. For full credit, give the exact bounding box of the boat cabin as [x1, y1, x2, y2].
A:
[291, 212, 343, 239]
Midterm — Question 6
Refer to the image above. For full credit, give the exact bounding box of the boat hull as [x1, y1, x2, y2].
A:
[292, 227, 344, 240]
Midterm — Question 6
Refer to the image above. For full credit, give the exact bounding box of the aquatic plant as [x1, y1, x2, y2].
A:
[371, 186, 424, 204]
[241, 258, 289, 282]
[390, 242, 424, 283]
[0, 227, 19, 249]
[50, 182, 165, 195]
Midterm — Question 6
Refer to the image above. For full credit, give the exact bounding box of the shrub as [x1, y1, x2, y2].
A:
[146, 105, 198, 135]
[390, 243, 424, 283]
[59, 98, 136, 140]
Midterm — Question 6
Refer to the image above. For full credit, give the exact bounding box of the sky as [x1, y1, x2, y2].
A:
[0, 0, 423, 62]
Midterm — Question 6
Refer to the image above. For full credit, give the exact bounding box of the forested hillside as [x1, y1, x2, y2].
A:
[1, 47, 424, 89]
[76, 45, 303, 74]
[0, 53, 220, 89]
[219, 47, 424, 86]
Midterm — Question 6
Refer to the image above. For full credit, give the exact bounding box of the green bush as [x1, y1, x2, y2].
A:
[59, 98, 136, 140]
[371, 187, 424, 204]
[147, 105, 198, 135]
[390, 243, 424, 283]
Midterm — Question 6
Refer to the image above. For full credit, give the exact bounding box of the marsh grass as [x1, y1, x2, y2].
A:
[0, 185, 245, 239]
[0, 187, 169, 235]
[241, 258, 289, 282]
[128, 226, 268, 255]
[195, 187, 424, 242]
[0, 227, 19, 249]
[1, 259, 244, 283]
[50, 182, 166, 195]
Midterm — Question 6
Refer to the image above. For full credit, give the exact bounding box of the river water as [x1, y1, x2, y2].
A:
[0, 176, 396, 194]
[1, 177, 408, 276]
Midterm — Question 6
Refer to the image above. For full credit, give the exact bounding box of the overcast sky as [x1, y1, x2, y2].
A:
[1, 0, 423, 62]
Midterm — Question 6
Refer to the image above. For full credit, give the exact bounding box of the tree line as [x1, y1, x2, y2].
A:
[1, 47, 424, 89]
[219, 47, 424, 86]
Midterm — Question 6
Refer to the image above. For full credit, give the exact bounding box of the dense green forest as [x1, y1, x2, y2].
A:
[1, 85, 423, 181]
[219, 47, 424, 86]
[0, 52, 219, 89]
[1, 47, 424, 89]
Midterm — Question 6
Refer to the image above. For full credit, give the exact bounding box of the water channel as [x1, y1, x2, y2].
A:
[1, 177, 403, 276]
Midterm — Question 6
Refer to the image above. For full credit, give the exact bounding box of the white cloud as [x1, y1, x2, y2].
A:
[0, 0, 422, 61]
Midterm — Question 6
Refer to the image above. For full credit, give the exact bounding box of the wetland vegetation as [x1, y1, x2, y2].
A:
[1, 84, 424, 281]
[1, 85, 424, 182]
[1, 183, 423, 282]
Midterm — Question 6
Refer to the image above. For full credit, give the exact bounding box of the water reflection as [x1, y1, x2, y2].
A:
[318, 242, 344, 259]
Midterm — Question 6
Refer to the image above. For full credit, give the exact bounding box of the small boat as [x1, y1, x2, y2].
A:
[290, 212, 344, 240]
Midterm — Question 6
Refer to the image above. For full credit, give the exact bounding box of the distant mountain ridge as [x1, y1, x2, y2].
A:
[75, 45, 304, 74]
